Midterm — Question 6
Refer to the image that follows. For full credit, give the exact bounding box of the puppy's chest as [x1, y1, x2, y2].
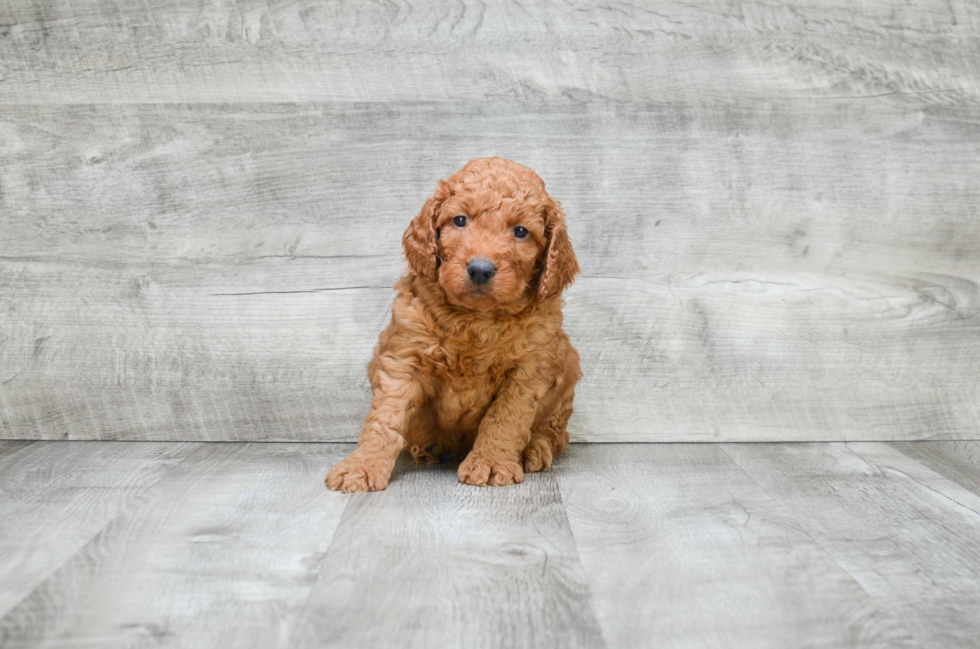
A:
[423, 338, 515, 430]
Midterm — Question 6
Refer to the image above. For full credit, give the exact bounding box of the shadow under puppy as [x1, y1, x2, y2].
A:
[326, 157, 581, 492]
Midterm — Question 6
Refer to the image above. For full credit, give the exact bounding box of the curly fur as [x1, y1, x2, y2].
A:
[326, 157, 581, 492]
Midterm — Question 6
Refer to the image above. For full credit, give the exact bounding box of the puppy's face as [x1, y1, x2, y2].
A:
[403, 157, 579, 311]
[435, 195, 545, 310]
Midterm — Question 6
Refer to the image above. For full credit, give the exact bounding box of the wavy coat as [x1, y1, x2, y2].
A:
[327, 157, 581, 491]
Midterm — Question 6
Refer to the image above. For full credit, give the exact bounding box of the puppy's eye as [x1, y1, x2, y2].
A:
[513, 226, 529, 239]
[453, 215, 467, 227]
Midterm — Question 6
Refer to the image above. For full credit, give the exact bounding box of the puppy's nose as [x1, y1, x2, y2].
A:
[467, 258, 496, 285]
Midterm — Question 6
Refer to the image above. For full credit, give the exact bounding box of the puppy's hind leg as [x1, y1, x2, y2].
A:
[406, 404, 441, 465]
[523, 391, 573, 474]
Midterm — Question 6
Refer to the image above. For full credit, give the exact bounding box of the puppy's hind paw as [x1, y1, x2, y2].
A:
[522, 439, 554, 474]
[409, 444, 441, 465]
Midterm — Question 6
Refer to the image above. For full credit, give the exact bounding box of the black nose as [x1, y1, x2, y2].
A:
[467, 258, 496, 285]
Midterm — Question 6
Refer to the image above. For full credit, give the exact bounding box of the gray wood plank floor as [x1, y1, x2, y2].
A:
[0, 441, 199, 617]
[2, 441, 979, 648]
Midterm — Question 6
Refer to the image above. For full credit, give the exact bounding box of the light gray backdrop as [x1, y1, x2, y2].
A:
[1, 0, 978, 442]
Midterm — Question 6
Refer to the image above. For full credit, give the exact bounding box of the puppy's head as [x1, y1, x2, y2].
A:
[403, 157, 578, 311]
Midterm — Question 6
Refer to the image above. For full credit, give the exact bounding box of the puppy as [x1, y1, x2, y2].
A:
[326, 157, 581, 492]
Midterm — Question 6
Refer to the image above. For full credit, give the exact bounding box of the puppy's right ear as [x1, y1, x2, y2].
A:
[536, 196, 579, 300]
[402, 181, 448, 281]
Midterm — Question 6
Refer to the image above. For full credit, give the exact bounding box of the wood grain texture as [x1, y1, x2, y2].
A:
[0, 441, 197, 618]
[3, 0, 980, 442]
[292, 457, 605, 649]
[556, 443, 912, 648]
[722, 442, 980, 649]
[0, 0, 978, 107]
[5, 442, 980, 647]
[1, 100, 978, 441]
[0, 101, 980, 441]
[0, 443, 353, 649]
[0, 440, 33, 464]
[888, 441, 980, 498]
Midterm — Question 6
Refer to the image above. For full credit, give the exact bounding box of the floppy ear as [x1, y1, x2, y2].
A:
[402, 183, 447, 280]
[537, 198, 579, 300]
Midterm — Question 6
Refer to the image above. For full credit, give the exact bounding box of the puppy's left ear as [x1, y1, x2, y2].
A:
[537, 197, 579, 300]
[403, 181, 448, 281]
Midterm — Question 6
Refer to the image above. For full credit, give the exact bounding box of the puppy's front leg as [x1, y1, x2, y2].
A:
[459, 378, 539, 487]
[326, 362, 424, 493]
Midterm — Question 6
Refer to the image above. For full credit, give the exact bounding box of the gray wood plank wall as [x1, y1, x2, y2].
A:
[1, 1, 978, 442]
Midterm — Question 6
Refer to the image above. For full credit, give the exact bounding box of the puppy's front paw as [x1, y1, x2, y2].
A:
[325, 455, 393, 493]
[458, 452, 524, 487]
